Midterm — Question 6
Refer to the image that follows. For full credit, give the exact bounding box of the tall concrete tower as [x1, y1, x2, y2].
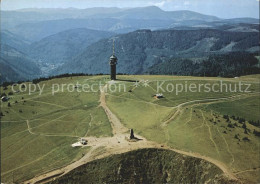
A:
[110, 39, 117, 80]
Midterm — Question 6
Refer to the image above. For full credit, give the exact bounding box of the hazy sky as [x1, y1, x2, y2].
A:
[1, 0, 259, 18]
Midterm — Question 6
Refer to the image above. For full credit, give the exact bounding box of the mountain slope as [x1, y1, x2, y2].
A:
[49, 149, 231, 184]
[0, 44, 41, 82]
[55, 29, 259, 75]
[29, 28, 115, 63]
[215, 23, 259, 32]
[0, 30, 30, 53]
[0, 59, 25, 82]
[221, 18, 260, 24]
[147, 53, 260, 77]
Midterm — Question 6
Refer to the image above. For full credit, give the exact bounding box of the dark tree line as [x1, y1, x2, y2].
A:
[32, 73, 93, 84]
[148, 52, 260, 77]
[253, 130, 260, 137]
[1, 73, 107, 86]
[224, 114, 260, 128]
[223, 114, 260, 138]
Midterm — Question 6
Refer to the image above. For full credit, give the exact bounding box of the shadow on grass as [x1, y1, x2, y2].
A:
[116, 79, 137, 83]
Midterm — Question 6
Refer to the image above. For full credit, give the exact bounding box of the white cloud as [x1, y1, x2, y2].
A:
[184, 1, 190, 5]
[149, 0, 175, 9]
[154, 1, 166, 8]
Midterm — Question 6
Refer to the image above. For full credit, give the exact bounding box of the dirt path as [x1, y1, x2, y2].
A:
[234, 167, 260, 175]
[26, 99, 67, 109]
[211, 110, 235, 166]
[99, 84, 128, 135]
[161, 93, 259, 128]
[201, 110, 221, 157]
[108, 93, 166, 108]
[161, 107, 180, 127]
[26, 119, 79, 138]
[23, 83, 239, 184]
[84, 113, 93, 137]
[2, 148, 60, 176]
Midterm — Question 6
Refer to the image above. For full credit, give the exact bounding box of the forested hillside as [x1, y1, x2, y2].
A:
[29, 28, 115, 64]
[147, 52, 260, 77]
[55, 29, 259, 75]
[0, 44, 41, 83]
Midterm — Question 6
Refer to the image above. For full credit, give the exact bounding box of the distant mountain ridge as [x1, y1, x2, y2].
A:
[2, 6, 259, 42]
[29, 28, 115, 64]
[1, 6, 220, 41]
[87, 6, 219, 21]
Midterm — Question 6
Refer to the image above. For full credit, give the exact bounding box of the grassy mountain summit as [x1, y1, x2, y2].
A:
[1, 75, 259, 183]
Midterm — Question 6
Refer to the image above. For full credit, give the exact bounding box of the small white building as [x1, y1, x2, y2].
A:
[80, 138, 87, 145]
[154, 93, 164, 99]
[1, 96, 9, 102]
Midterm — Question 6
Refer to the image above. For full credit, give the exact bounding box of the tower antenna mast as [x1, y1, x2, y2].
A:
[109, 38, 117, 80]
[113, 39, 115, 55]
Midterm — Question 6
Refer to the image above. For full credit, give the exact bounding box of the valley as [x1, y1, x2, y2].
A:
[1, 7, 259, 83]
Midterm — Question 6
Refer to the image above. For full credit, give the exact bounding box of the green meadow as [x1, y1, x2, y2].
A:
[107, 74, 260, 183]
[1, 74, 259, 183]
[1, 76, 112, 183]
